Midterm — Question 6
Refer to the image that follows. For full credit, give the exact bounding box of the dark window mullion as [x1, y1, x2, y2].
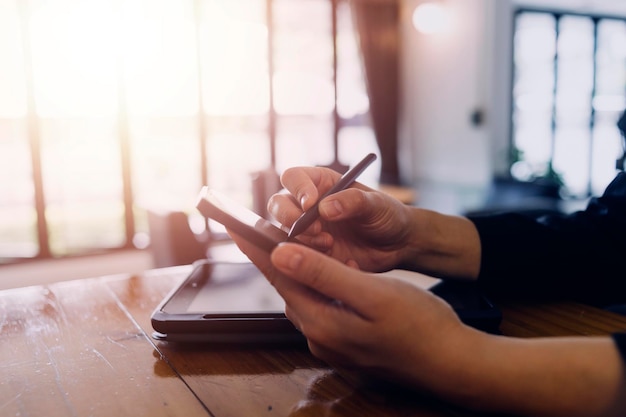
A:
[114, 2, 134, 248]
[267, 0, 277, 169]
[194, 0, 208, 189]
[549, 14, 561, 175]
[587, 17, 600, 197]
[331, 0, 340, 166]
[17, 1, 50, 258]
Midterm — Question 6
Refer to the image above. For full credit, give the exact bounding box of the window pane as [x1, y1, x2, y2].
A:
[274, 0, 334, 168]
[336, 0, 370, 120]
[276, 116, 334, 172]
[198, 0, 270, 208]
[555, 17, 594, 126]
[0, 0, 26, 117]
[0, 0, 37, 261]
[592, 19, 626, 195]
[512, 12, 557, 179]
[591, 117, 622, 195]
[123, 0, 198, 117]
[335, 0, 377, 172]
[274, 0, 334, 116]
[512, 11, 626, 197]
[40, 118, 125, 255]
[200, 0, 269, 116]
[552, 16, 594, 195]
[338, 126, 380, 187]
[29, 0, 118, 117]
[595, 19, 626, 106]
[1, 0, 372, 262]
[206, 116, 271, 206]
[27, 0, 127, 255]
[121, 0, 202, 237]
[0, 120, 38, 260]
[129, 116, 203, 218]
[553, 127, 589, 196]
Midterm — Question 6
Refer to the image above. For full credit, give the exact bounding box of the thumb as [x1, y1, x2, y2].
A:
[317, 187, 379, 221]
[270, 242, 382, 318]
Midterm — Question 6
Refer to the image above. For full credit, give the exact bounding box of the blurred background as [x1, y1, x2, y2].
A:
[0, 0, 625, 287]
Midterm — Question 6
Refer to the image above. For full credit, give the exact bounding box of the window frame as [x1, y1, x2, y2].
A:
[509, 7, 626, 199]
[0, 0, 372, 264]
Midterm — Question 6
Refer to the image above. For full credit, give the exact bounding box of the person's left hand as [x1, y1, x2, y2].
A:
[227, 230, 478, 395]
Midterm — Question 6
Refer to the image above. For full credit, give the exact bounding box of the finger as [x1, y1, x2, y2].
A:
[281, 285, 367, 351]
[267, 192, 303, 228]
[318, 187, 389, 222]
[227, 230, 273, 276]
[270, 243, 386, 319]
[280, 167, 341, 210]
[267, 193, 325, 238]
[230, 227, 327, 326]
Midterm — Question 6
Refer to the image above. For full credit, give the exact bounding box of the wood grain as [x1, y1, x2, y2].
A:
[0, 275, 207, 417]
[105, 267, 460, 417]
[3, 263, 626, 417]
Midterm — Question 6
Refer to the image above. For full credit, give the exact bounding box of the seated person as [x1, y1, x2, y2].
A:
[228, 112, 626, 417]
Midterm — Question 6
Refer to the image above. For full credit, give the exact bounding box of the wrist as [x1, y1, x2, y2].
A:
[429, 325, 494, 404]
[400, 209, 481, 279]
[400, 321, 490, 404]
[438, 334, 626, 416]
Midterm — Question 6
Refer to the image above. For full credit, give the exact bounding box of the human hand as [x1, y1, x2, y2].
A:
[269, 166, 483, 278]
[268, 166, 414, 272]
[229, 231, 626, 417]
[228, 229, 474, 395]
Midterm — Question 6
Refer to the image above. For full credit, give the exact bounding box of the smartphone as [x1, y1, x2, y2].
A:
[196, 186, 289, 252]
[195, 187, 502, 335]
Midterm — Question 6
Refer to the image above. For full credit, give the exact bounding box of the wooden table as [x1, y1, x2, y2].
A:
[2, 265, 626, 417]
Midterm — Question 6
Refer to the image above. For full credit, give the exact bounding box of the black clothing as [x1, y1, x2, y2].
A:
[469, 172, 626, 361]
[470, 172, 626, 307]
[614, 333, 626, 359]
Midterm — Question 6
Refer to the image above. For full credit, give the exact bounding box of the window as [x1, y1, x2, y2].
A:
[511, 9, 626, 198]
[0, 0, 376, 263]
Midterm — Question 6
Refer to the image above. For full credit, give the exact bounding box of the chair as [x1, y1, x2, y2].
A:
[147, 210, 210, 268]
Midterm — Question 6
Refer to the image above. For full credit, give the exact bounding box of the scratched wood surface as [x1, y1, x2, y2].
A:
[0, 272, 208, 417]
[104, 268, 464, 417]
[3, 264, 626, 417]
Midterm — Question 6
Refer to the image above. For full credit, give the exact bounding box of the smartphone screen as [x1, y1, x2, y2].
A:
[196, 187, 288, 252]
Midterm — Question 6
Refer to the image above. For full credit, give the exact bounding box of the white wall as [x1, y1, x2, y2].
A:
[399, 0, 497, 193]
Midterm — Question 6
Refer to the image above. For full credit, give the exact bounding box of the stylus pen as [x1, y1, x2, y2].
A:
[287, 153, 377, 239]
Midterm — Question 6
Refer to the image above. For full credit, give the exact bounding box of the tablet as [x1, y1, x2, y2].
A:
[151, 260, 305, 344]
[151, 260, 502, 344]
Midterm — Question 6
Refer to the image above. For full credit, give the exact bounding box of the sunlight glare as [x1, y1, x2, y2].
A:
[412, 2, 450, 35]
[29, 0, 118, 117]
[202, 1, 270, 115]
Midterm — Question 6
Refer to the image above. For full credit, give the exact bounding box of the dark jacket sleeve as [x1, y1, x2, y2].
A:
[468, 172, 626, 306]
[613, 333, 626, 362]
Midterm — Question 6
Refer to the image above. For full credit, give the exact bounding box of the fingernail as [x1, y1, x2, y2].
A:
[300, 194, 310, 209]
[320, 199, 342, 218]
[274, 246, 303, 272]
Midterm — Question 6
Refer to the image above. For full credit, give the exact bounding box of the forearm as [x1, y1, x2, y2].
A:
[399, 208, 481, 279]
[439, 331, 626, 417]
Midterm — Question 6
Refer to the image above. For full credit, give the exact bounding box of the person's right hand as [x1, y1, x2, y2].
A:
[269, 166, 483, 279]
[268, 166, 415, 273]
